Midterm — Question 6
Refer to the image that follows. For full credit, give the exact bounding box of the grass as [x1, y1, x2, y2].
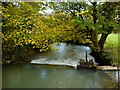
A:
[104, 34, 118, 47]
[100, 33, 119, 64]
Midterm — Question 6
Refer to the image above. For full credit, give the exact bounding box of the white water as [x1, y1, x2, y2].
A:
[31, 43, 95, 68]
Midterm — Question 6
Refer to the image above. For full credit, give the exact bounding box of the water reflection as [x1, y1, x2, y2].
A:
[39, 70, 47, 79]
[3, 64, 117, 88]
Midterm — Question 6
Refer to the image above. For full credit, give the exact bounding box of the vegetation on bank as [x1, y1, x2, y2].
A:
[2, 2, 119, 65]
[104, 34, 118, 65]
[96, 34, 118, 65]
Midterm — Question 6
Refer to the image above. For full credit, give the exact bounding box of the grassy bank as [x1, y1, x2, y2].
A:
[100, 33, 118, 65]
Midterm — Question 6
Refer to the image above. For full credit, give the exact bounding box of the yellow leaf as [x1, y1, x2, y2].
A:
[19, 2, 25, 4]
[76, 10, 88, 15]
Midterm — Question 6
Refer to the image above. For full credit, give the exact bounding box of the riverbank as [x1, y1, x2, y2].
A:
[99, 33, 119, 65]
[104, 71, 119, 88]
[105, 34, 118, 64]
[2, 48, 40, 64]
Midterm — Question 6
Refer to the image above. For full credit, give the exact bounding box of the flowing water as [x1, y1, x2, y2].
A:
[2, 43, 118, 88]
[31, 43, 95, 68]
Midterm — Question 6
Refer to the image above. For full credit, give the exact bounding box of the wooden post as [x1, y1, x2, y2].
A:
[117, 60, 120, 89]
[118, 32, 120, 89]
[118, 39, 120, 89]
[86, 51, 88, 67]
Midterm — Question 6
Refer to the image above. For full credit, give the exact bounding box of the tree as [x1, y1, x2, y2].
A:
[2, 2, 62, 60]
[97, 2, 119, 50]
[47, 2, 119, 51]
[2, 2, 119, 65]
[44, 2, 119, 65]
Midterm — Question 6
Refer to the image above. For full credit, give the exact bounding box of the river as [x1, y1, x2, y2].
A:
[2, 43, 118, 88]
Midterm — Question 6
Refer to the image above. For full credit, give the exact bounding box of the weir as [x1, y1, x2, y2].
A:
[31, 43, 96, 69]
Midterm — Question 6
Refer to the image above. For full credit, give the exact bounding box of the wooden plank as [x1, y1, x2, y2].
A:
[97, 66, 120, 71]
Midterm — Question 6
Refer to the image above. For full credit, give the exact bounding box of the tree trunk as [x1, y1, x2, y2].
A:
[98, 33, 109, 51]
[90, 2, 99, 52]
[86, 28, 99, 52]
[98, 26, 113, 51]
